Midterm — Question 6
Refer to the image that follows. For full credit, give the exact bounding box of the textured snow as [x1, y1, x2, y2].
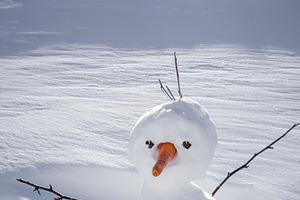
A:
[0, 0, 300, 200]
[0, 44, 299, 200]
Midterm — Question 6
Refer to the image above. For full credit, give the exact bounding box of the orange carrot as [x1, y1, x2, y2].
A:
[152, 142, 177, 177]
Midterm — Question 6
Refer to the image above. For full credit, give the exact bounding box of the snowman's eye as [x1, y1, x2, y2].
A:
[182, 141, 191, 149]
[145, 140, 154, 148]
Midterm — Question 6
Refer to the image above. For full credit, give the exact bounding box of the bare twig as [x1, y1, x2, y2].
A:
[16, 179, 79, 200]
[159, 79, 173, 100]
[166, 85, 176, 100]
[174, 52, 183, 98]
[212, 123, 300, 197]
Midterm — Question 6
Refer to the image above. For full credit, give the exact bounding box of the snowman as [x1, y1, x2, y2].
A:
[129, 97, 217, 200]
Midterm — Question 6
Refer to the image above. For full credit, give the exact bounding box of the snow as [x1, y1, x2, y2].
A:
[0, 0, 300, 200]
[129, 98, 218, 199]
[1, 0, 300, 55]
[1, 44, 299, 200]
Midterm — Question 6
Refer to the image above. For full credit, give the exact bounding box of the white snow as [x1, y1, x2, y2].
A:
[0, 0, 300, 200]
[130, 98, 218, 199]
[0, 44, 299, 200]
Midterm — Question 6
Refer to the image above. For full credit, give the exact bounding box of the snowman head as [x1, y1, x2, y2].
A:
[129, 98, 217, 184]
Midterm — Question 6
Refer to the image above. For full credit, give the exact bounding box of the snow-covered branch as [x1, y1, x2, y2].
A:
[212, 123, 300, 197]
[16, 179, 79, 200]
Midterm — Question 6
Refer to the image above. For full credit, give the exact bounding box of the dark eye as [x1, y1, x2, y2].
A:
[145, 140, 154, 148]
[182, 141, 191, 149]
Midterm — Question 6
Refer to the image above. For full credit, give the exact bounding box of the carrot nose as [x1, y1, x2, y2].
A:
[152, 142, 177, 177]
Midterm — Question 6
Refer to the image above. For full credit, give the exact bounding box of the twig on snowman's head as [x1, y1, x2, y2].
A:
[211, 123, 300, 197]
[158, 52, 183, 100]
[159, 79, 174, 100]
[174, 52, 183, 98]
[16, 179, 79, 200]
[166, 85, 176, 101]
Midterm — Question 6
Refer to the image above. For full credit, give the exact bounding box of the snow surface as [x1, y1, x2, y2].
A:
[0, 0, 300, 200]
[1, 44, 299, 200]
[1, 0, 300, 55]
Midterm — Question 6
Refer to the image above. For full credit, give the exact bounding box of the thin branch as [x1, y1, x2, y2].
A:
[16, 179, 79, 200]
[166, 85, 176, 100]
[158, 79, 173, 100]
[174, 52, 183, 98]
[212, 123, 300, 197]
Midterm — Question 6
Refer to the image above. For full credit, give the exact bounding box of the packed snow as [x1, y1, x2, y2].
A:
[130, 98, 217, 199]
[0, 0, 300, 200]
[130, 98, 217, 181]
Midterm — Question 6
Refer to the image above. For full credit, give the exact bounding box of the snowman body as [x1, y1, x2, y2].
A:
[139, 179, 215, 200]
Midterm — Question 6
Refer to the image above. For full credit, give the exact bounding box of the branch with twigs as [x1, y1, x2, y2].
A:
[159, 52, 183, 100]
[212, 123, 300, 197]
[16, 179, 79, 200]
